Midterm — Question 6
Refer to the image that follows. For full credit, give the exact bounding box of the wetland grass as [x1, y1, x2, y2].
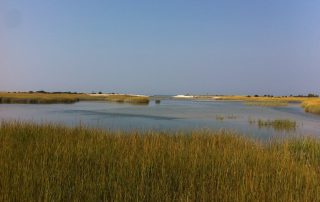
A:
[215, 114, 238, 121]
[302, 100, 320, 115]
[217, 95, 320, 115]
[0, 92, 150, 105]
[104, 94, 149, 104]
[245, 101, 288, 107]
[249, 119, 298, 132]
[1, 122, 320, 201]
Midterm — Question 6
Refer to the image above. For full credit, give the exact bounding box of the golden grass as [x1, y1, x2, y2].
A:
[104, 94, 150, 104]
[0, 93, 102, 104]
[0, 93, 149, 105]
[245, 101, 288, 107]
[1, 122, 320, 201]
[217, 96, 320, 115]
[302, 100, 320, 115]
[216, 95, 308, 102]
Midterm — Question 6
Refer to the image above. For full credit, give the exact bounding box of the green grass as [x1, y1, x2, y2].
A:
[1, 122, 320, 201]
[249, 119, 297, 132]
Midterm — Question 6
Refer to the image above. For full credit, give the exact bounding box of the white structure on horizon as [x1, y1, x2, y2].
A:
[173, 95, 194, 99]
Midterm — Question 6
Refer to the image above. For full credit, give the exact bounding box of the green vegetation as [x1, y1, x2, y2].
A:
[249, 119, 297, 132]
[0, 92, 149, 105]
[1, 122, 320, 201]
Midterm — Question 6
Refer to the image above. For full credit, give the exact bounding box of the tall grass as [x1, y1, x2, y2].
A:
[104, 94, 150, 104]
[248, 119, 297, 132]
[0, 93, 103, 104]
[0, 93, 150, 105]
[217, 96, 320, 115]
[1, 122, 320, 201]
[302, 100, 320, 115]
[245, 101, 288, 107]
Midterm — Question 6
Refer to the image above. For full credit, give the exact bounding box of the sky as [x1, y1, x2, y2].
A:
[1, 0, 320, 95]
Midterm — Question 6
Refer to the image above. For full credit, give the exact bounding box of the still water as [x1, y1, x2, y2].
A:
[0, 100, 319, 139]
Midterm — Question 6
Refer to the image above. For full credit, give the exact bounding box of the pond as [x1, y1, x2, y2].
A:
[0, 99, 319, 139]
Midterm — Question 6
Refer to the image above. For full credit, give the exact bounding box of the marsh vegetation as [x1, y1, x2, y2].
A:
[1, 122, 320, 201]
[215, 114, 238, 121]
[245, 101, 288, 107]
[214, 95, 320, 115]
[248, 118, 298, 132]
[302, 100, 320, 115]
[0, 92, 149, 105]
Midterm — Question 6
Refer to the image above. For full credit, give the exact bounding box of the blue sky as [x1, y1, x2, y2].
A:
[1, 0, 320, 95]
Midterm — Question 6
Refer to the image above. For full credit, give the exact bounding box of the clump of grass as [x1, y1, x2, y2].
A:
[302, 100, 320, 115]
[1, 122, 320, 201]
[226, 114, 237, 119]
[104, 95, 149, 104]
[245, 101, 288, 107]
[249, 119, 297, 132]
[216, 114, 238, 121]
[215, 115, 225, 121]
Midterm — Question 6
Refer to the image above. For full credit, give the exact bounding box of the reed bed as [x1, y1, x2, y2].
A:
[1, 122, 320, 201]
[302, 100, 320, 115]
[104, 95, 150, 104]
[249, 119, 297, 132]
[217, 96, 320, 115]
[0, 93, 150, 105]
[245, 101, 288, 107]
[0, 93, 102, 104]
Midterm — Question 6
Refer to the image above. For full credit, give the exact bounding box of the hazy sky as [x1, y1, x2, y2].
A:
[1, 1, 320, 95]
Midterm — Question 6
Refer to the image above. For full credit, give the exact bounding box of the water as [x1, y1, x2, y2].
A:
[0, 100, 319, 139]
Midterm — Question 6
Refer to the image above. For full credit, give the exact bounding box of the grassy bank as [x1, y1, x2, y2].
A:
[216, 95, 320, 115]
[1, 122, 320, 201]
[0, 92, 149, 105]
[245, 101, 288, 107]
[302, 100, 320, 115]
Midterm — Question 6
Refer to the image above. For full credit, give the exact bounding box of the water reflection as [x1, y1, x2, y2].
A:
[0, 100, 319, 139]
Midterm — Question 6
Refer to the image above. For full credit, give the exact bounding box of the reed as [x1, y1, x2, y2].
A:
[1, 122, 320, 201]
[249, 119, 297, 132]
[245, 101, 288, 107]
[302, 100, 320, 115]
[0, 93, 102, 104]
[0, 93, 149, 105]
[217, 96, 320, 115]
[104, 95, 150, 104]
[215, 114, 238, 121]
